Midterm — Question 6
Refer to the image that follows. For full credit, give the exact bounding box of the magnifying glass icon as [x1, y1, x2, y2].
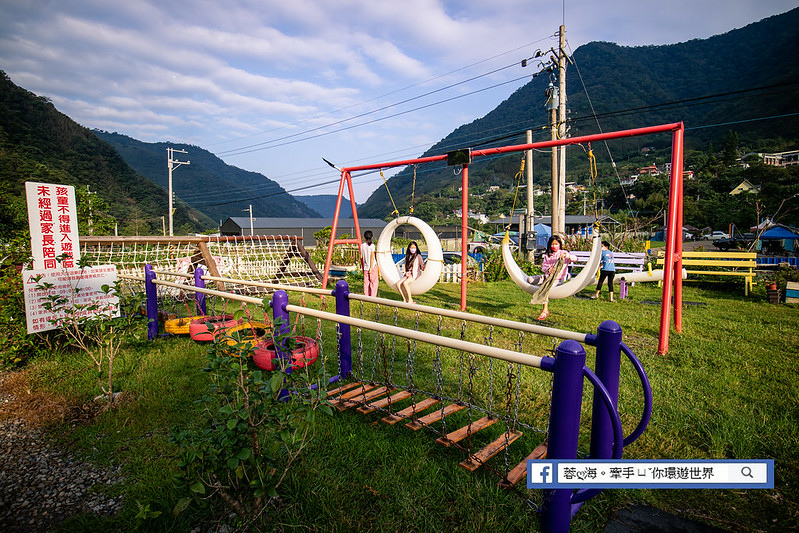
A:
[741, 466, 754, 478]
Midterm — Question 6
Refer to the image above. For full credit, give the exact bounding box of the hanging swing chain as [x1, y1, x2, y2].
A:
[433, 315, 444, 399]
[456, 320, 467, 401]
[370, 304, 382, 383]
[588, 142, 600, 226]
[389, 307, 399, 386]
[486, 325, 495, 414]
[380, 169, 400, 217]
[356, 301, 364, 381]
[505, 155, 527, 233]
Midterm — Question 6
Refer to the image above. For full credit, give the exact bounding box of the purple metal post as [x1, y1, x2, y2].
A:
[590, 320, 622, 460]
[144, 264, 158, 341]
[193, 266, 207, 315]
[270, 290, 290, 364]
[541, 339, 586, 533]
[334, 280, 352, 378]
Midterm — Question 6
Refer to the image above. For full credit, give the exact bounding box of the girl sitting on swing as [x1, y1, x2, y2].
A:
[397, 241, 425, 304]
[527, 235, 577, 321]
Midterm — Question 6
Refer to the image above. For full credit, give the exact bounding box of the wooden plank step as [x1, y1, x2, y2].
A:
[327, 381, 363, 397]
[459, 430, 523, 472]
[334, 386, 393, 411]
[357, 390, 413, 414]
[381, 397, 439, 425]
[406, 403, 465, 431]
[498, 443, 547, 488]
[338, 383, 377, 400]
[330, 383, 377, 408]
[436, 416, 498, 447]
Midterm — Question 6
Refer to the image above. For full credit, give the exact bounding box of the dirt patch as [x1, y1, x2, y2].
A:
[0, 370, 100, 428]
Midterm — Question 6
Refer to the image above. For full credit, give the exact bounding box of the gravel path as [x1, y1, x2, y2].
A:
[0, 374, 125, 532]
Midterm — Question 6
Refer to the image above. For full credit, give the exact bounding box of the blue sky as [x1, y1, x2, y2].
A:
[0, 0, 795, 208]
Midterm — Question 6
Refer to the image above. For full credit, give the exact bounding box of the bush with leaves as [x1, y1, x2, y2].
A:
[170, 310, 333, 523]
[34, 258, 145, 405]
[482, 248, 539, 282]
[0, 239, 41, 369]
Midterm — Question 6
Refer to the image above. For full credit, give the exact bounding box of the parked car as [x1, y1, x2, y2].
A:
[713, 233, 756, 251]
[707, 231, 730, 241]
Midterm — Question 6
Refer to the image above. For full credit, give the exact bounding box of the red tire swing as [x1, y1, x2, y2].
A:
[252, 336, 319, 371]
[189, 315, 238, 341]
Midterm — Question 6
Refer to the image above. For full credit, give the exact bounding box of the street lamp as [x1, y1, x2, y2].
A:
[243, 204, 254, 236]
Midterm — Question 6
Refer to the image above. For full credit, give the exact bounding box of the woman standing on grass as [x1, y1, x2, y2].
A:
[397, 241, 424, 304]
[527, 235, 577, 320]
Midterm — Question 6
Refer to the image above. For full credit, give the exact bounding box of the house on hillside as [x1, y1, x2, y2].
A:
[730, 179, 760, 196]
[220, 217, 387, 247]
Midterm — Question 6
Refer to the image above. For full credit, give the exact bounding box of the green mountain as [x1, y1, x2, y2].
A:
[358, 7, 799, 219]
[0, 71, 215, 237]
[94, 132, 321, 223]
[295, 195, 358, 219]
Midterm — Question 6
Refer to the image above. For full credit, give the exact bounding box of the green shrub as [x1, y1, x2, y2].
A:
[170, 313, 332, 522]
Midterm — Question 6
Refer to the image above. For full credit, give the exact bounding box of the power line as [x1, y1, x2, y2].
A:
[208, 36, 554, 150]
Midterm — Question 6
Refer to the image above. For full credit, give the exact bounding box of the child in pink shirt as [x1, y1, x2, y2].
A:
[527, 235, 577, 320]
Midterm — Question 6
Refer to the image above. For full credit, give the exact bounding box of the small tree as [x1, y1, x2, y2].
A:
[171, 310, 332, 523]
[35, 257, 144, 406]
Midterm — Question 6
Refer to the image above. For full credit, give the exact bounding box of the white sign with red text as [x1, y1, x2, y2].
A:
[23, 265, 119, 334]
[25, 181, 81, 270]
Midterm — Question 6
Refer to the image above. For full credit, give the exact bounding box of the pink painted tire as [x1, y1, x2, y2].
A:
[189, 315, 238, 342]
[252, 336, 319, 371]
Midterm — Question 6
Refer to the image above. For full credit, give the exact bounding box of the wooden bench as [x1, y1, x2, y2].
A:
[656, 251, 757, 295]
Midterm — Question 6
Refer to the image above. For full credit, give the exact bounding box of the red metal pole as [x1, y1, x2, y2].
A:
[345, 170, 363, 258]
[673, 126, 685, 334]
[657, 124, 685, 355]
[461, 164, 469, 310]
[322, 171, 350, 289]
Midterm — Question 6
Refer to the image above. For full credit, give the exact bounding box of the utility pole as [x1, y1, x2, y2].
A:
[547, 82, 559, 234]
[557, 24, 568, 235]
[525, 130, 534, 260]
[167, 147, 190, 236]
[86, 185, 95, 235]
[243, 204, 255, 236]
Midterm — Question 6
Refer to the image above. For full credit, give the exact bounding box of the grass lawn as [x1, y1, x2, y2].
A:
[6, 277, 799, 532]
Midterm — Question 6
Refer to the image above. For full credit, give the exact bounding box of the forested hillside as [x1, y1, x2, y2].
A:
[358, 7, 799, 231]
[0, 71, 214, 237]
[95, 132, 320, 223]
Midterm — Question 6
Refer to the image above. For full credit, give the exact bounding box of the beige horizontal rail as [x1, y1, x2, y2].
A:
[153, 270, 193, 278]
[118, 274, 145, 282]
[347, 293, 587, 342]
[201, 275, 330, 296]
[150, 279, 263, 306]
[285, 303, 547, 369]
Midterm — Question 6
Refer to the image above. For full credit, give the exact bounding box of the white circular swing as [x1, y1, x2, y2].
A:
[501, 232, 603, 299]
[375, 216, 444, 296]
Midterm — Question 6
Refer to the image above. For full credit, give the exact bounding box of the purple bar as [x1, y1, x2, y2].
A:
[334, 280, 352, 378]
[541, 339, 586, 533]
[193, 266, 206, 315]
[271, 290, 290, 364]
[144, 264, 158, 341]
[590, 320, 622, 459]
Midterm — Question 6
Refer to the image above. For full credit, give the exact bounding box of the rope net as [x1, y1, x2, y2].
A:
[79, 235, 322, 296]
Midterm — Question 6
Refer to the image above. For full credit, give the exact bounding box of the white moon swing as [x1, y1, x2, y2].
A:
[502, 232, 603, 299]
[375, 216, 444, 296]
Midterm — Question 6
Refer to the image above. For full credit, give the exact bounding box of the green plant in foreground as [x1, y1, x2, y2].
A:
[170, 313, 333, 523]
[35, 258, 145, 406]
